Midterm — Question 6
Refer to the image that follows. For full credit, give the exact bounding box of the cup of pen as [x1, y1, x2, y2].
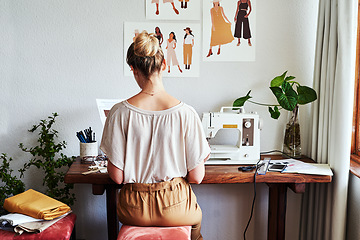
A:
[77, 127, 98, 162]
[80, 141, 98, 161]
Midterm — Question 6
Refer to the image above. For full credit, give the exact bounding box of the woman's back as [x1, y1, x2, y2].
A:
[101, 100, 209, 184]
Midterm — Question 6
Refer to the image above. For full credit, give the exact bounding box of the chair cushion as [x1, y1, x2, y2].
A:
[117, 225, 191, 240]
[0, 213, 76, 240]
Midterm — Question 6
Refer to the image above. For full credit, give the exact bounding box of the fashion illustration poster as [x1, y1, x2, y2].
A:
[203, 0, 256, 62]
[124, 22, 201, 78]
[146, 0, 201, 20]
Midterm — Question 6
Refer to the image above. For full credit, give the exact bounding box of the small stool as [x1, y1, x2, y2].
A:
[0, 213, 76, 240]
[117, 225, 191, 240]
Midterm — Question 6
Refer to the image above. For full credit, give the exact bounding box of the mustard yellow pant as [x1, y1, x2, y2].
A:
[183, 44, 193, 65]
[117, 177, 203, 240]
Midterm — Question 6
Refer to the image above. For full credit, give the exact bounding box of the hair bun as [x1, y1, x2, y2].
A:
[134, 31, 160, 58]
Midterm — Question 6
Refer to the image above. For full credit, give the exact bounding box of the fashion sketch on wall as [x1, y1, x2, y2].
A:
[203, 0, 256, 62]
[124, 22, 201, 78]
[146, 0, 201, 20]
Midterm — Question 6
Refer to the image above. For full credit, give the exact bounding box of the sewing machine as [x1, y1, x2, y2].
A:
[202, 107, 261, 165]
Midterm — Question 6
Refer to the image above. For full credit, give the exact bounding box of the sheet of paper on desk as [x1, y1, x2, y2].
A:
[279, 159, 333, 176]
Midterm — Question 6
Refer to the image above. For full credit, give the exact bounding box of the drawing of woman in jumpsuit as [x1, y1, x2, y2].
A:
[166, 32, 182, 73]
[234, 0, 252, 46]
[155, 26, 163, 47]
[152, 0, 179, 15]
[179, 0, 189, 9]
[183, 27, 194, 70]
[206, 1, 234, 57]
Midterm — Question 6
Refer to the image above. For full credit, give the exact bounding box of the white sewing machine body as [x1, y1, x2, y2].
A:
[202, 107, 260, 165]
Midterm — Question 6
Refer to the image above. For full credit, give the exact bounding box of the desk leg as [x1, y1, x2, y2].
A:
[106, 185, 119, 240]
[267, 183, 287, 240]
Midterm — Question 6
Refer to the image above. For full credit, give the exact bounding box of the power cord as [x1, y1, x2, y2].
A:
[243, 150, 294, 239]
[243, 159, 261, 240]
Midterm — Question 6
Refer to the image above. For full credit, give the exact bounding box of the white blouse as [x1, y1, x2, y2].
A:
[100, 101, 210, 184]
[184, 35, 194, 45]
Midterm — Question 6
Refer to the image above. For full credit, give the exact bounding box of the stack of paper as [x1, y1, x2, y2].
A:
[270, 159, 333, 176]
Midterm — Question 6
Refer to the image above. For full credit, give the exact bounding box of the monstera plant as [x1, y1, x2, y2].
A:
[233, 71, 317, 158]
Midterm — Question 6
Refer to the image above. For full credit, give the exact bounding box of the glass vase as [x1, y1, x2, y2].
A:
[283, 105, 301, 159]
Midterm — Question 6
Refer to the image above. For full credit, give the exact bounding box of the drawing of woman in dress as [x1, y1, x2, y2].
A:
[234, 0, 252, 46]
[206, 0, 234, 57]
[154, 27, 163, 47]
[151, 0, 179, 15]
[166, 32, 182, 73]
[183, 27, 194, 70]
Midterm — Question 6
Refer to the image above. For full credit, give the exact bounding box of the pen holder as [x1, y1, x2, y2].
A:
[80, 142, 98, 160]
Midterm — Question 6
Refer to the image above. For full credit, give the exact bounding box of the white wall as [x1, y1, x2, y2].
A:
[0, 0, 319, 239]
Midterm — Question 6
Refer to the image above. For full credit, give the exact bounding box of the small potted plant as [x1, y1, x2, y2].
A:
[233, 71, 317, 158]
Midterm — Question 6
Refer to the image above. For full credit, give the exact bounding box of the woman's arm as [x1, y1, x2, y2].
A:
[187, 154, 210, 184]
[245, 0, 252, 18]
[234, 1, 240, 21]
[107, 161, 124, 184]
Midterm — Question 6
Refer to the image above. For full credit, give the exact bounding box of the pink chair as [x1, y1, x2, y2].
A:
[117, 225, 191, 240]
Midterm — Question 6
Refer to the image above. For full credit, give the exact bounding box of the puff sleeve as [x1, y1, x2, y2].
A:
[185, 108, 211, 171]
[100, 104, 127, 170]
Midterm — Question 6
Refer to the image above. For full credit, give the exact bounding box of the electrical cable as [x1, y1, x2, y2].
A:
[260, 150, 295, 159]
[243, 159, 261, 240]
[243, 150, 294, 239]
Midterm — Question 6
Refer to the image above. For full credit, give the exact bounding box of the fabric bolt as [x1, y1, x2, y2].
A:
[3, 189, 71, 220]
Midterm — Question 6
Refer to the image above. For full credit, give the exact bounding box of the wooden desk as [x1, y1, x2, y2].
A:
[64, 155, 332, 240]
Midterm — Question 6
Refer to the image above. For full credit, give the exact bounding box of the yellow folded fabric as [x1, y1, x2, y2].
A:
[3, 189, 71, 220]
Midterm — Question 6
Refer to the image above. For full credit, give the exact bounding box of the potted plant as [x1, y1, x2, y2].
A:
[0, 154, 26, 215]
[233, 71, 317, 158]
[18, 113, 76, 206]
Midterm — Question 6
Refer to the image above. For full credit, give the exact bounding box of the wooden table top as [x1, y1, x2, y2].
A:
[64, 155, 332, 185]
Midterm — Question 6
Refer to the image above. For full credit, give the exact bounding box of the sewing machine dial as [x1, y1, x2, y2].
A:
[244, 121, 252, 128]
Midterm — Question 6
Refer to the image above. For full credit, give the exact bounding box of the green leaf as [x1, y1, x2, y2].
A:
[270, 71, 287, 87]
[270, 81, 298, 111]
[285, 76, 296, 81]
[297, 85, 317, 105]
[268, 106, 281, 119]
[233, 90, 252, 107]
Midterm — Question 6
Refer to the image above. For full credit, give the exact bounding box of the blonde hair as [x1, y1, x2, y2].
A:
[127, 30, 164, 79]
